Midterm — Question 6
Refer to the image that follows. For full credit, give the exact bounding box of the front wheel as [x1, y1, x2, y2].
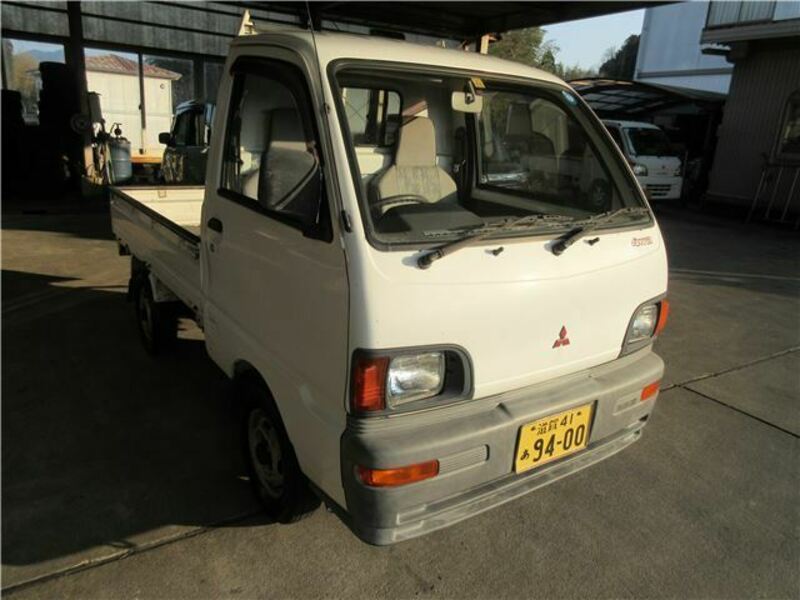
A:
[241, 378, 320, 523]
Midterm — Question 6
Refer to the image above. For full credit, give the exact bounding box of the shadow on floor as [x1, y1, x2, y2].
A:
[1, 212, 117, 243]
[654, 206, 800, 301]
[2, 269, 260, 571]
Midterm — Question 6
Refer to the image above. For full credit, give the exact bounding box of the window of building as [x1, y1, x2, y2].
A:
[220, 60, 323, 227]
[1, 39, 66, 125]
[84, 47, 143, 152]
[707, 1, 776, 28]
[203, 61, 224, 104]
[142, 55, 194, 153]
[776, 91, 800, 160]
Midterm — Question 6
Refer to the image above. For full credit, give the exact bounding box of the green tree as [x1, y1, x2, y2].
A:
[488, 27, 547, 68]
[488, 27, 596, 81]
[599, 35, 640, 79]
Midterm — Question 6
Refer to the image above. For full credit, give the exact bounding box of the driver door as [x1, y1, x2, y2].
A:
[201, 52, 349, 497]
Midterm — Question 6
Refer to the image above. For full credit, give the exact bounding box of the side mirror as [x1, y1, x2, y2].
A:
[158, 132, 173, 146]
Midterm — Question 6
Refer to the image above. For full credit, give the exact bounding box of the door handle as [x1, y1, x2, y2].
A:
[207, 217, 223, 233]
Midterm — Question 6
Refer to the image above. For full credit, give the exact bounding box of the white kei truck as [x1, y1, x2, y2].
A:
[110, 25, 669, 545]
[603, 119, 684, 201]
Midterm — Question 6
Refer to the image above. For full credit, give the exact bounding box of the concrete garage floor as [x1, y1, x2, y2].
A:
[2, 205, 799, 598]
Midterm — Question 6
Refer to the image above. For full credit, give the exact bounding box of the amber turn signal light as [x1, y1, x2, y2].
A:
[641, 380, 661, 401]
[357, 460, 439, 487]
[655, 299, 669, 336]
[351, 356, 389, 412]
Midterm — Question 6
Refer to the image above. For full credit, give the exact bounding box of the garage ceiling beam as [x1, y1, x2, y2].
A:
[259, 1, 670, 40]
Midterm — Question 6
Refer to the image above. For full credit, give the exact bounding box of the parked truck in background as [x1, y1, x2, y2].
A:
[158, 100, 214, 185]
[603, 119, 684, 201]
[110, 24, 669, 545]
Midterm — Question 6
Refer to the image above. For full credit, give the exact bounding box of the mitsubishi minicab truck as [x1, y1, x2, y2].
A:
[109, 24, 669, 545]
[603, 119, 684, 201]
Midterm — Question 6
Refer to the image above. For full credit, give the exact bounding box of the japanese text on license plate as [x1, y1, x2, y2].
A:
[514, 403, 594, 473]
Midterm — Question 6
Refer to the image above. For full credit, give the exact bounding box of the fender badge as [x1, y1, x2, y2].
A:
[553, 326, 570, 348]
[632, 236, 653, 247]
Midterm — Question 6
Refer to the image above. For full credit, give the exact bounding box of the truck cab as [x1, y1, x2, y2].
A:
[110, 27, 668, 545]
[603, 119, 683, 201]
[159, 100, 214, 185]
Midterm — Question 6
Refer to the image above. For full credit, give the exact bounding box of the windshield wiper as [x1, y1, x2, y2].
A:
[417, 213, 574, 269]
[551, 206, 651, 256]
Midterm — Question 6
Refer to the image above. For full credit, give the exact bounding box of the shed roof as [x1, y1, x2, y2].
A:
[569, 78, 725, 117]
[85, 55, 181, 80]
[262, 1, 668, 40]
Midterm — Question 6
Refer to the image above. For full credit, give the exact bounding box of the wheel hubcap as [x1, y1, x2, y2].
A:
[247, 409, 284, 499]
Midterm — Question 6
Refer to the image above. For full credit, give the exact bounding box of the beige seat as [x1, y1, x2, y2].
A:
[370, 116, 457, 215]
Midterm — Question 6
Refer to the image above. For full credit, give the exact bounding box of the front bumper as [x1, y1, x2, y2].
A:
[340, 348, 664, 545]
[639, 175, 683, 200]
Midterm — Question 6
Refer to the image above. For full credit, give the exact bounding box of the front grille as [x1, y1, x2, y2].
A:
[646, 184, 671, 197]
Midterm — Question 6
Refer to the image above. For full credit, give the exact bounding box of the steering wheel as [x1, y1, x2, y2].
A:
[372, 194, 429, 216]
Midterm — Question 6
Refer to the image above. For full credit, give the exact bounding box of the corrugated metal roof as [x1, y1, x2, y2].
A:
[570, 78, 725, 116]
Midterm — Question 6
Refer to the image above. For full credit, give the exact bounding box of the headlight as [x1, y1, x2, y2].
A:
[632, 164, 648, 176]
[621, 299, 669, 355]
[673, 165, 682, 176]
[350, 348, 471, 414]
[387, 353, 444, 406]
[629, 304, 658, 343]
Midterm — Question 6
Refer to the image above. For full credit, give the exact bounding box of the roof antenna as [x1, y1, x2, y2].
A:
[304, 1, 329, 118]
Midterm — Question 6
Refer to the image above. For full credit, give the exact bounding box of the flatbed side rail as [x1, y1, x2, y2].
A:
[111, 187, 201, 258]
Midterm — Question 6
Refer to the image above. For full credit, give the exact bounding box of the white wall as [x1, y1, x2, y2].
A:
[635, 1, 732, 95]
[86, 71, 173, 156]
[143, 77, 173, 155]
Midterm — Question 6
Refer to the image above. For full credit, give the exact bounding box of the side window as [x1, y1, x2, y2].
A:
[172, 112, 193, 147]
[220, 61, 323, 228]
[342, 87, 401, 147]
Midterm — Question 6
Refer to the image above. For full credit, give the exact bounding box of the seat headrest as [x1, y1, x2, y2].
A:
[506, 103, 532, 136]
[395, 116, 436, 167]
[269, 107, 305, 146]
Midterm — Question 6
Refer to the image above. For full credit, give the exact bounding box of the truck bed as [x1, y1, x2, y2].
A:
[110, 185, 205, 316]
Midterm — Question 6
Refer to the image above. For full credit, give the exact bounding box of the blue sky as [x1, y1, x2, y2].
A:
[542, 9, 645, 71]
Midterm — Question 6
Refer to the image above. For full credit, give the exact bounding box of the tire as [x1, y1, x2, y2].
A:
[240, 377, 320, 523]
[133, 275, 177, 355]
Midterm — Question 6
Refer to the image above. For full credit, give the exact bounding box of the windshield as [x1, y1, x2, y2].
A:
[625, 127, 674, 157]
[333, 65, 646, 247]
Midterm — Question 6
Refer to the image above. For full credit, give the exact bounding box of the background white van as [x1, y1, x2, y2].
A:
[604, 120, 684, 201]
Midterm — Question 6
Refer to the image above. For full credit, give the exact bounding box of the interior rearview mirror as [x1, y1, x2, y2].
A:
[452, 91, 483, 114]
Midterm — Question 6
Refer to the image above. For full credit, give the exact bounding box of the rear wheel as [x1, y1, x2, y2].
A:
[133, 276, 177, 355]
[240, 377, 320, 523]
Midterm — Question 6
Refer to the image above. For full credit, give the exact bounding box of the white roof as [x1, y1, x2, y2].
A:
[232, 28, 566, 87]
[603, 119, 662, 130]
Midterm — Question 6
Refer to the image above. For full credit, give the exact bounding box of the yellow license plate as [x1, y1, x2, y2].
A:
[514, 403, 594, 473]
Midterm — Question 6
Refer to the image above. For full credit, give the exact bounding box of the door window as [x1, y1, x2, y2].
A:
[220, 59, 324, 231]
[172, 109, 202, 147]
